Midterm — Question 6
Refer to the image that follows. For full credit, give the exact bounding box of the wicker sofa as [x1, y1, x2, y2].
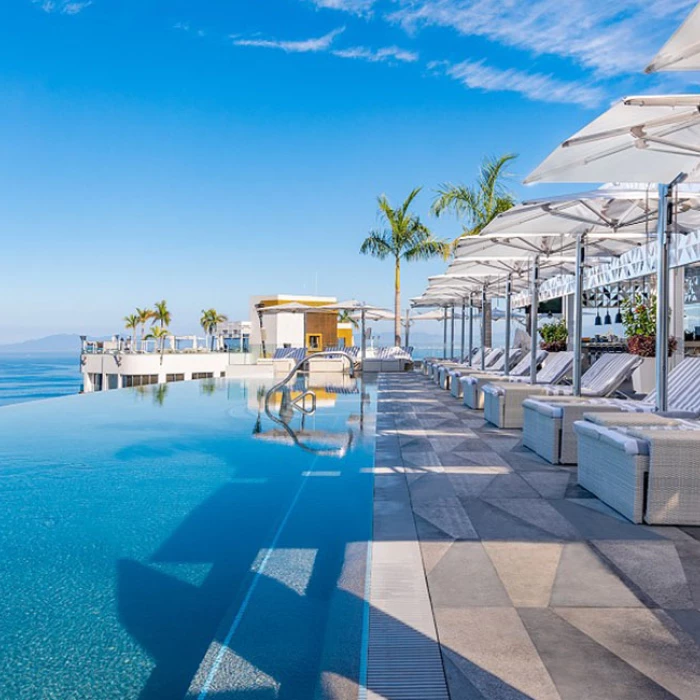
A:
[522, 356, 700, 465]
[481, 352, 575, 429]
[574, 413, 700, 524]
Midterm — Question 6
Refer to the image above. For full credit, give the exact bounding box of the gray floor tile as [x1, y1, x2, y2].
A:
[520, 608, 676, 700]
[485, 499, 580, 541]
[557, 607, 700, 700]
[594, 541, 694, 609]
[479, 473, 542, 499]
[435, 608, 561, 700]
[483, 542, 563, 607]
[427, 542, 511, 608]
[521, 471, 571, 499]
[412, 502, 479, 540]
[550, 543, 642, 608]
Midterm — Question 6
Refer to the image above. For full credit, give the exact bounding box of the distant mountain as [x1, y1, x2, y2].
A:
[0, 334, 83, 354]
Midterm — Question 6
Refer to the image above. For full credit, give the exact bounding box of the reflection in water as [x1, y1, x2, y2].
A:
[257, 372, 369, 458]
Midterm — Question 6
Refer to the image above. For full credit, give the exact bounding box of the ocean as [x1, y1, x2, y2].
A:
[0, 354, 83, 408]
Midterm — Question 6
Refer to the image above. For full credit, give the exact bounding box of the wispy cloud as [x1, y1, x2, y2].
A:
[233, 27, 345, 53]
[333, 45, 418, 63]
[308, 0, 377, 16]
[433, 59, 606, 108]
[33, 0, 92, 14]
[389, 0, 696, 76]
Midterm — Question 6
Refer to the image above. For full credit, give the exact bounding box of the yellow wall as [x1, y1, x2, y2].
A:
[337, 326, 354, 347]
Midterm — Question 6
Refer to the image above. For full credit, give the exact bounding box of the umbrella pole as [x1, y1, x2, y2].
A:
[361, 309, 366, 367]
[404, 309, 410, 348]
[442, 307, 448, 360]
[450, 305, 455, 359]
[504, 276, 512, 377]
[460, 301, 466, 361]
[468, 301, 474, 366]
[481, 286, 487, 371]
[573, 234, 585, 396]
[529, 257, 540, 384]
[656, 183, 671, 412]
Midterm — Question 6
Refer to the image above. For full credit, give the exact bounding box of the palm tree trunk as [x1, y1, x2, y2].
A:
[394, 257, 401, 346]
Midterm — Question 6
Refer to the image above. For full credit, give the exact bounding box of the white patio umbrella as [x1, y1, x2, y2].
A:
[476, 185, 700, 394]
[646, 4, 700, 73]
[315, 300, 392, 362]
[525, 95, 700, 409]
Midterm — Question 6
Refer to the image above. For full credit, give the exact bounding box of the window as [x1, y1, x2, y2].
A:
[192, 372, 214, 380]
[123, 374, 159, 388]
[166, 374, 185, 383]
[306, 334, 322, 350]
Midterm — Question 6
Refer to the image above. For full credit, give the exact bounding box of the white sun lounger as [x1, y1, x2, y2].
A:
[481, 352, 575, 429]
[460, 350, 547, 408]
[521, 353, 644, 464]
[437, 348, 503, 389]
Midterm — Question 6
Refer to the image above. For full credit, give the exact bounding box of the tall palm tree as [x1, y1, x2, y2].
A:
[152, 300, 171, 330]
[361, 187, 450, 345]
[123, 314, 139, 352]
[135, 307, 153, 352]
[145, 326, 170, 354]
[432, 153, 518, 251]
[200, 308, 228, 351]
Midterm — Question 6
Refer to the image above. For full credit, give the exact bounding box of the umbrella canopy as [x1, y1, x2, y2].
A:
[646, 4, 700, 73]
[525, 96, 700, 185]
[524, 95, 700, 410]
[258, 302, 315, 315]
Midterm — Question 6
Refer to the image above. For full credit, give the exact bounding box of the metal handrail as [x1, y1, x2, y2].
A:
[264, 350, 355, 415]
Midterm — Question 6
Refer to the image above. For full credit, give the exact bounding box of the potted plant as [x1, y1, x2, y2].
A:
[621, 293, 677, 393]
[539, 319, 568, 352]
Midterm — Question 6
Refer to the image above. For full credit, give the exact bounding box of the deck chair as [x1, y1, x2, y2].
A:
[521, 353, 644, 464]
[482, 352, 574, 429]
[460, 350, 547, 408]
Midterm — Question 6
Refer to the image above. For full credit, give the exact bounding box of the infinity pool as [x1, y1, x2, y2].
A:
[0, 377, 375, 699]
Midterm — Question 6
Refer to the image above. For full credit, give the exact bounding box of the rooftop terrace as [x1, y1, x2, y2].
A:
[369, 371, 700, 700]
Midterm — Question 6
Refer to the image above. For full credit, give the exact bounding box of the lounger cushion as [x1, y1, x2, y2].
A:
[523, 398, 564, 418]
[573, 421, 650, 456]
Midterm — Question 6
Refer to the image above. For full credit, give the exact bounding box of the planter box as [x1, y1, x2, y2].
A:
[632, 357, 655, 394]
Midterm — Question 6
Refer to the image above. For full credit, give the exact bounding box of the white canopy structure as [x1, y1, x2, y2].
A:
[525, 95, 700, 409]
[646, 4, 700, 73]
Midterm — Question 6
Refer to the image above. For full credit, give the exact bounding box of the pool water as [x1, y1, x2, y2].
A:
[0, 377, 375, 699]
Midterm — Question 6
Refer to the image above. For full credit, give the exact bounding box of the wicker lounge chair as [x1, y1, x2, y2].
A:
[481, 352, 575, 429]
[460, 350, 547, 408]
[574, 414, 700, 524]
[522, 356, 700, 465]
[425, 347, 481, 378]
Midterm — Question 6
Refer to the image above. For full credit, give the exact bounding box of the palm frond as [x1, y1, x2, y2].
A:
[360, 230, 393, 259]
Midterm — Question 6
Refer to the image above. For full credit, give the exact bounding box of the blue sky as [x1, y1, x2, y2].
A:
[0, 0, 697, 342]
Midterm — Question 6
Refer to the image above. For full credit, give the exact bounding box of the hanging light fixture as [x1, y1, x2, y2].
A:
[594, 289, 602, 326]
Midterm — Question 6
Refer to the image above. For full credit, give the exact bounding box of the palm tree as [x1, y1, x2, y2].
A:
[338, 310, 359, 329]
[200, 308, 229, 351]
[124, 314, 139, 352]
[145, 326, 170, 354]
[135, 307, 153, 352]
[152, 299, 171, 329]
[432, 153, 518, 251]
[361, 187, 449, 345]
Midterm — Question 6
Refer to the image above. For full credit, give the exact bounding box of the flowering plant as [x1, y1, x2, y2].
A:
[539, 319, 568, 352]
[620, 293, 676, 358]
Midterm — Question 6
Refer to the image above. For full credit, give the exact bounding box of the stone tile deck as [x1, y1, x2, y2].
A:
[371, 371, 700, 700]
